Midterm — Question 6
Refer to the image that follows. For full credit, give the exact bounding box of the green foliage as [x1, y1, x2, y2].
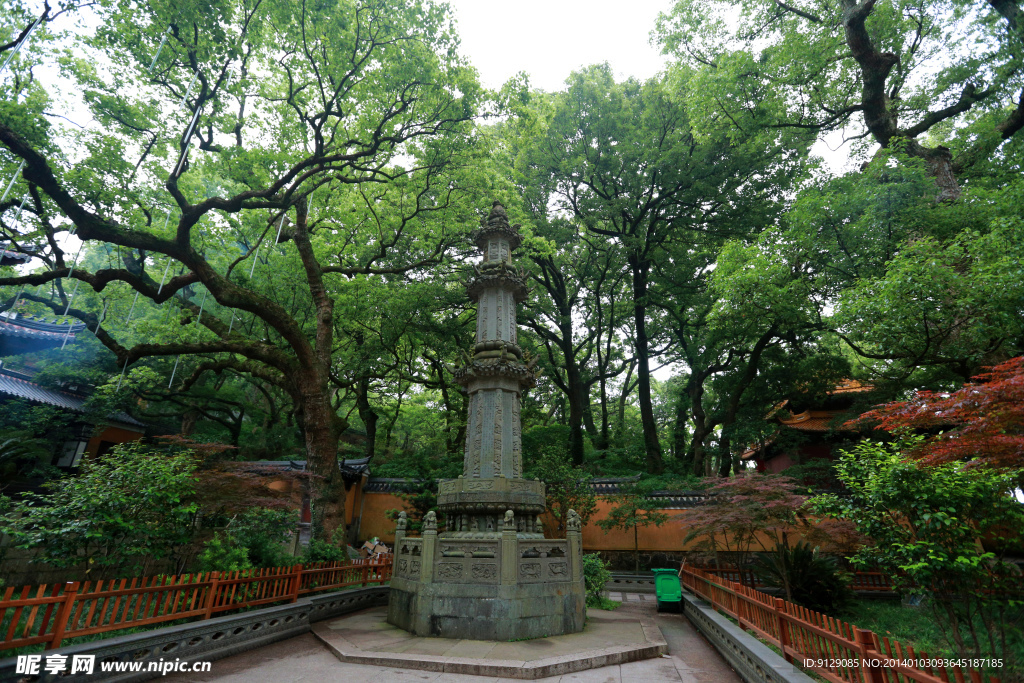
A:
[0, 431, 54, 487]
[302, 539, 349, 565]
[596, 481, 670, 572]
[0, 442, 199, 579]
[752, 542, 854, 614]
[841, 599, 1024, 682]
[809, 438, 1024, 665]
[196, 533, 252, 573]
[582, 553, 612, 609]
[196, 507, 296, 571]
[524, 442, 597, 537]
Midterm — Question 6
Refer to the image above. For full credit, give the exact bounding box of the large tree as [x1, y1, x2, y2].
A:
[657, 0, 1024, 199]
[0, 0, 481, 541]
[514, 64, 808, 474]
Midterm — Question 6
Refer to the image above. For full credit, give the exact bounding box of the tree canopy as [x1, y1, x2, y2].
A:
[2, 0, 1023, 546]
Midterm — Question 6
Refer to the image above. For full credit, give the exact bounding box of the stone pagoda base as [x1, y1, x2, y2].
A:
[388, 579, 585, 641]
[386, 499, 585, 641]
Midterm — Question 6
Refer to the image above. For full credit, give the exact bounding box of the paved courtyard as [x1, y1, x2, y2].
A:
[163, 594, 741, 682]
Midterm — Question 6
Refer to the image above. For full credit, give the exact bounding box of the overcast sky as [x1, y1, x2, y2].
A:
[445, 0, 670, 92]
[444, 0, 855, 174]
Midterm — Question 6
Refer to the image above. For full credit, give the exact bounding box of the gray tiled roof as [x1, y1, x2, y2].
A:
[0, 314, 86, 339]
[0, 372, 146, 429]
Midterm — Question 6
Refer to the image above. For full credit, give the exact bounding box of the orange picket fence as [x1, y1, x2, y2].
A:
[0, 556, 391, 653]
[679, 564, 1001, 683]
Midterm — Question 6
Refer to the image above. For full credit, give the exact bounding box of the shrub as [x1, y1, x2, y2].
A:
[0, 442, 198, 579]
[196, 507, 296, 571]
[196, 533, 252, 573]
[303, 539, 348, 564]
[809, 437, 1024, 666]
[582, 553, 611, 608]
[753, 542, 854, 614]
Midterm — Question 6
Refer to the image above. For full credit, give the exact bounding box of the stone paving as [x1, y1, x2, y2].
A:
[162, 594, 741, 682]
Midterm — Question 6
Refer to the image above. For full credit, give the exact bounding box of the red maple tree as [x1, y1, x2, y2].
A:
[848, 356, 1024, 468]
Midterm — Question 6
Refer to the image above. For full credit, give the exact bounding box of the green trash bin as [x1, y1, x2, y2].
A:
[652, 568, 682, 613]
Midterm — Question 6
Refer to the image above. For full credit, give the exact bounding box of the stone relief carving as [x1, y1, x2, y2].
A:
[511, 400, 522, 476]
[409, 560, 420, 574]
[493, 389, 503, 474]
[398, 559, 408, 572]
[548, 563, 568, 577]
[471, 563, 498, 580]
[520, 563, 541, 579]
[464, 480, 494, 491]
[437, 563, 463, 580]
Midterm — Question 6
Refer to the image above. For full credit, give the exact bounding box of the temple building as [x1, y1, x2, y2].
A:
[741, 380, 878, 473]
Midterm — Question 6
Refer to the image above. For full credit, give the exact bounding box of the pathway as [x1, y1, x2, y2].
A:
[161, 596, 740, 683]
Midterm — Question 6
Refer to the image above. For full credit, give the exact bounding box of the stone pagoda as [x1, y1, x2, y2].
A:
[387, 201, 585, 641]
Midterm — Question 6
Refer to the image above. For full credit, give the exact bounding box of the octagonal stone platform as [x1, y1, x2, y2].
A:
[312, 605, 667, 679]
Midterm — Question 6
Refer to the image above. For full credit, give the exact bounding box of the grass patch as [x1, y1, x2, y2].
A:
[596, 598, 620, 611]
[838, 598, 1023, 682]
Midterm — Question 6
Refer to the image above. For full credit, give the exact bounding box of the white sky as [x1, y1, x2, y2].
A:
[445, 0, 856, 174]
[445, 0, 669, 93]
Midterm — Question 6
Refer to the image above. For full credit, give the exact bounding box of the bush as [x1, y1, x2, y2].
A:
[303, 539, 348, 564]
[753, 542, 854, 614]
[809, 437, 1024, 667]
[582, 553, 611, 608]
[195, 507, 296, 571]
[196, 533, 252, 572]
[0, 442, 198, 579]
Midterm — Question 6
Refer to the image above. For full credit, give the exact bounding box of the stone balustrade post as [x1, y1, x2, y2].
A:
[394, 511, 407, 554]
[501, 509, 517, 585]
[421, 511, 437, 584]
[566, 508, 583, 582]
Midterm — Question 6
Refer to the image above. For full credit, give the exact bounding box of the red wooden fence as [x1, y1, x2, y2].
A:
[680, 564, 1001, 683]
[0, 556, 391, 653]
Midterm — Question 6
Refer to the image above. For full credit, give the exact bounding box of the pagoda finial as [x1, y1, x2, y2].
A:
[487, 200, 509, 223]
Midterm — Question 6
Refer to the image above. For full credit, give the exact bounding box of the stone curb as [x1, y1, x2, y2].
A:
[680, 591, 816, 683]
[312, 613, 668, 680]
[0, 587, 389, 683]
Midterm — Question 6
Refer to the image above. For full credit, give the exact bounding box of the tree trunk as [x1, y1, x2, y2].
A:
[633, 522, 640, 573]
[689, 381, 710, 477]
[673, 388, 690, 469]
[597, 374, 611, 450]
[355, 376, 378, 461]
[300, 389, 347, 543]
[565, 362, 587, 466]
[582, 400, 602, 448]
[229, 408, 244, 446]
[615, 359, 636, 446]
[628, 257, 663, 473]
[717, 434, 732, 478]
[180, 408, 199, 436]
